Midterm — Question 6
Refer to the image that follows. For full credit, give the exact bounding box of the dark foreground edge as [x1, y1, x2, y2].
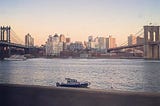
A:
[0, 83, 160, 106]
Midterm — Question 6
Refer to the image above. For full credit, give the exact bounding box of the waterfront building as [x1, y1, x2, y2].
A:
[90, 41, 96, 49]
[106, 36, 116, 49]
[94, 37, 99, 49]
[45, 35, 53, 56]
[25, 33, 34, 47]
[87, 36, 94, 49]
[98, 37, 106, 50]
[87, 36, 108, 50]
[45, 34, 63, 56]
[69, 41, 84, 51]
[80, 53, 91, 58]
[128, 34, 137, 46]
[63, 37, 71, 50]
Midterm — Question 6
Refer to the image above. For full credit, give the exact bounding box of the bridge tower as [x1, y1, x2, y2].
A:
[0, 26, 11, 42]
[0, 26, 11, 59]
[144, 26, 160, 59]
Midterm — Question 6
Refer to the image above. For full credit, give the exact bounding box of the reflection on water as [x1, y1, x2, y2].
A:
[0, 58, 160, 92]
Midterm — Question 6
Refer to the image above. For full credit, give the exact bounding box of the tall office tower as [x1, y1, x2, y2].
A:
[98, 37, 106, 50]
[60, 34, 66, 42]
[88, 36, 93, 42]
[87, 36, 95, 49]
[45, 34, 63, 56]
[25, 33, 34, 47]
[66, 37, 71, 43]
[128, 34, 137, 46]
[94, 37, 99, 49]
[106, 36, 116, 49]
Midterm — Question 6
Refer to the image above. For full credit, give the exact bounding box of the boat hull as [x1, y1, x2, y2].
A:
[4, 55, 26, 61]
[56, 83, 89, 88]
[4, 58, 26, 61]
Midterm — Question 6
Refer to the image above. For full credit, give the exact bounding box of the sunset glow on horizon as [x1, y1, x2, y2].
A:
[0, 0, 160, 46]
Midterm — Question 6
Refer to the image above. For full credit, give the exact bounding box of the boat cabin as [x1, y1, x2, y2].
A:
[65, 78, 78, 84]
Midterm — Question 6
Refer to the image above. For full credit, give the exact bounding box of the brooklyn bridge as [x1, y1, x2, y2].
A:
[0, 25, 160, 60]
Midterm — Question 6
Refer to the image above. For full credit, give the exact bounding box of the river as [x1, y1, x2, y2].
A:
[0, 58, 160, 92]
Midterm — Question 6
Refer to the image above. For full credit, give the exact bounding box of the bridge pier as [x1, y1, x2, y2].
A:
[24, 48, 29, 54]
[154, 45, 159, 59]
[0, 46, 10, 59]
[144, 26, 160, 59]
[159, 44, 160, 59]
[0, 47, 4, 59]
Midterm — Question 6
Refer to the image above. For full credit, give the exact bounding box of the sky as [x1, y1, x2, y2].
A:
[0, 0, 160, 46]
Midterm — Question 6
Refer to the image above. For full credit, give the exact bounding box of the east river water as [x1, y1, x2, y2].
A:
[0, 58, 160, 92]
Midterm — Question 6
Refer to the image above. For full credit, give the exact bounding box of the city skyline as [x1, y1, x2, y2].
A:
[0, 0, 160, 46]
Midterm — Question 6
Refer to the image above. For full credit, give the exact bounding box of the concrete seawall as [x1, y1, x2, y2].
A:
[0, 84, 160, 106]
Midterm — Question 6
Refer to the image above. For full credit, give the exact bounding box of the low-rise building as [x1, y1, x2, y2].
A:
[69, 41, 84, 51]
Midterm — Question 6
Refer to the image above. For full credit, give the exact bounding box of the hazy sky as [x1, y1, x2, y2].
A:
[0, 0, 160, 46]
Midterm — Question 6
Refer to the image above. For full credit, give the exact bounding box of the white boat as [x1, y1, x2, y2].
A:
[56, 78, 91, 88]
[4, 55, 27, 61]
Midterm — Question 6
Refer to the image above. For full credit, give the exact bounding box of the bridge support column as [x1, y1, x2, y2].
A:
[0, 47, 4, 59]
[144, 44, 159, 59]
[144, 45, 151, 59]
[159, 44, 160, 59]
[0, 27, 2, 41]
[6, 26, 11, 42]
[8, 27, 11, 42]
[2, 27, 5, 41]
[0, 46, 10, 59]
[153, 45, 159, 59]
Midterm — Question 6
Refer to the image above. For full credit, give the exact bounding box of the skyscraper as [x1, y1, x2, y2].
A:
[87, 36, 95, 49]
[106, 36, 116, 49]
[60, 34, 66, 42]
[128, 34, 137, 46]
[98, 37, 106, 50]
[25, 33, 34, 47]
[45, 34, 63, 56]
[66, 38, 71, 43]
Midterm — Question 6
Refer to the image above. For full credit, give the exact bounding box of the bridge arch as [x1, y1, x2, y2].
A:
[153, 32, 156, 42]
[148, 31, 150, 41]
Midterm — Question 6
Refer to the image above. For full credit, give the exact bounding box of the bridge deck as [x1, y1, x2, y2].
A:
[0, 41, 34, 49]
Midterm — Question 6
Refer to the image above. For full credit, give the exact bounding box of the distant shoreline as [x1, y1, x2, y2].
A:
[44, 56, 144, 59]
